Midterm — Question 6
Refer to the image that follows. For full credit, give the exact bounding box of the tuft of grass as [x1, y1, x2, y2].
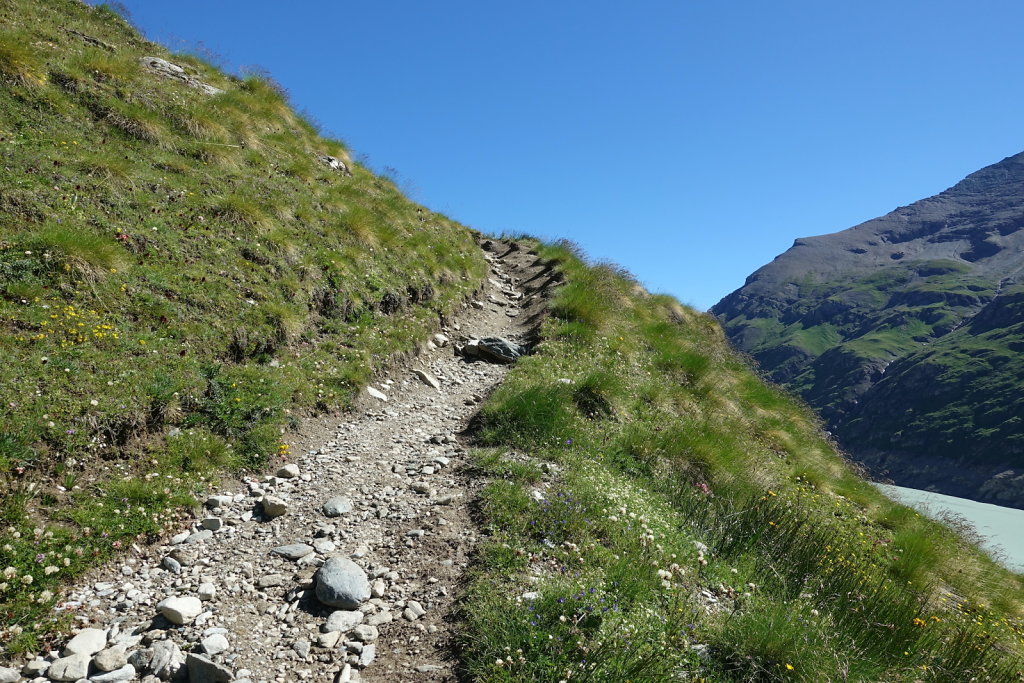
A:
[23, 225, 127, 280]
[0, 33, 45, 87]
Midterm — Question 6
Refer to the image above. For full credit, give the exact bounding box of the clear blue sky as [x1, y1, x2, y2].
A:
[103, 1, 1024, 310]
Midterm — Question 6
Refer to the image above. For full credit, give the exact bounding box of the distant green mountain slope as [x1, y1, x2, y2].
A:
[713, 152, 1024, 508]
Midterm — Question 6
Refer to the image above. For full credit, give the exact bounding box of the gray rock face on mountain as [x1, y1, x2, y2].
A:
[139, 56, 224, 95]
[714, 151, 1024, 507]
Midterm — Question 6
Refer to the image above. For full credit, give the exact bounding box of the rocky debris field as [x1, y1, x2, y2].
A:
[0, 242, 547, 683]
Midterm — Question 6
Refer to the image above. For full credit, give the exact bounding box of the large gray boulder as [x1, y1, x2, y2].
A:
[315, 557, 370, 609]
[462, 337, 526, 364]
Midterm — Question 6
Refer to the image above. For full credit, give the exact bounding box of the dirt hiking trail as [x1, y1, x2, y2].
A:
[2, 241, 550, 683]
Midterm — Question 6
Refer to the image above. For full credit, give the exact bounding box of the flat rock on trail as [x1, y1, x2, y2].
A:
[9, 243, 550, 683]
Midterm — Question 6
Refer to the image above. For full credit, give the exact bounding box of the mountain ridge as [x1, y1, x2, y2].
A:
[714, 150, 1024, 507]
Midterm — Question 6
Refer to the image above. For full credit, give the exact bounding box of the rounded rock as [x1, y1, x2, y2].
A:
[351, 624, 379, 642]
[272, 543, 314, 560]
[93, 644, 128, 672]
[315, 557, 370, 609]
[323, 609, 364, 634]
[262, 495, 289, 518]
[157, 595, 203, 625]
[201, 633, 230, 656]
[62, 627, 107, 656]
[277, 463, 300, 478]
[322, 496, 353, 517]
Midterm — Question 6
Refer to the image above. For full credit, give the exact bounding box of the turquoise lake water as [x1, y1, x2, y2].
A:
[876, 484, 1024, 574]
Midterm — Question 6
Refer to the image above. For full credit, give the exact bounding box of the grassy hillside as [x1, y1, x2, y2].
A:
[459, 242, 1024, 681]
[2, 2, 1023, 679]
[0, 0, 486, 651]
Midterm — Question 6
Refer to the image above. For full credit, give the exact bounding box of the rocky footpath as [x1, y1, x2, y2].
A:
[0, 242, 548, 683]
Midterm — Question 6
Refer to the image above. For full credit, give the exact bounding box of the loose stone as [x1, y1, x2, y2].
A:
[350, 624, 378, 643]
[46, 653, 90, 681]
[358, 643, 376, 668]
[257, 574, 286, 588]
[185, 529, 214, 544]
[262, 495, 289, 518]
[317, 631, 342, 648]
[186, 653, 234, 683]
[157, 595, 203, 625]
[315, 557, 370, 609]
[201, 633, 230, 656]
[20, 660, 48, 678]
[323, 609, 364, 633]
[93, 644, 128, 672]
[62, 627, 107, 656]
[272, 543, 314, 560]
[413, 369, 441, 389]
[322, 496, 353, 517]
[365, 611, 393, 626]
[89, 663, 136, 682]
[149, 640, 185, 680]
[277, 463, 300, 478]
[292, 639, 311, 659]
[206, 494, 233, 509]
[403, 600, 426, 621]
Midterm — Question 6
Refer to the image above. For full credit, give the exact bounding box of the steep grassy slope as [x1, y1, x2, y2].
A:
[460, 242, 1024, 681]
[0, 0, 486, 651]
[713, 152, 1024, 507]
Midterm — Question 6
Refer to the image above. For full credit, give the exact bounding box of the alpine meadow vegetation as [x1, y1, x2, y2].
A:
[0, 0, 485, 651]
[458, 240, 1024, 681]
